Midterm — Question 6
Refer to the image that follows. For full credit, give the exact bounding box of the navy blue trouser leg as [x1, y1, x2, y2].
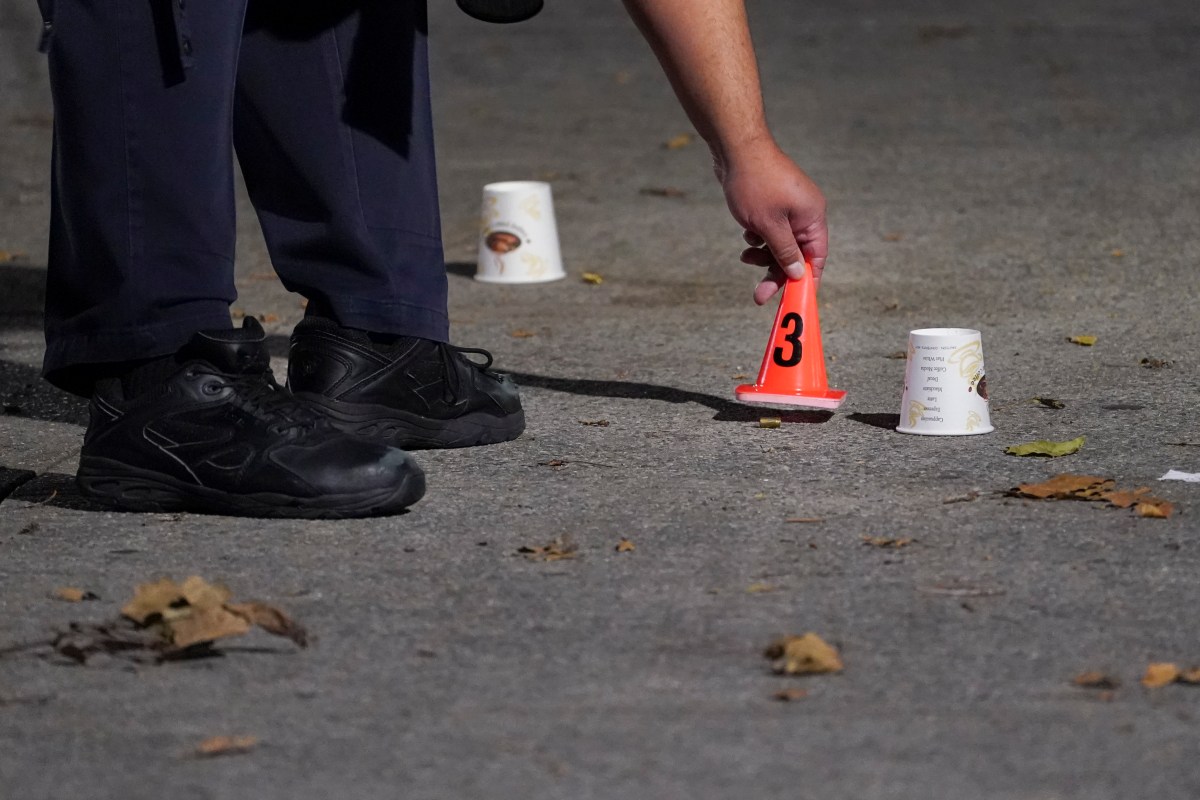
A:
[39, 0, 447, 394]
[236, 1, 449, 340]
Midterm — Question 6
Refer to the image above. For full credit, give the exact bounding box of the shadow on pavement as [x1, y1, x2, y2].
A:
[0, 262, 45, 328]
[847, 412, 901, 429]
[8, 472, 109, 511]
[0, 360, 88, 425]
[507, 371, 836, 424]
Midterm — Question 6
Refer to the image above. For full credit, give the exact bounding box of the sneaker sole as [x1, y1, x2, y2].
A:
[76, 457, 425, 519]
[295, 394, 526, 450]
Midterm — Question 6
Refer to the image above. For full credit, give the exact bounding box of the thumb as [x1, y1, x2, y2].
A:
[757, 219, 806, 281]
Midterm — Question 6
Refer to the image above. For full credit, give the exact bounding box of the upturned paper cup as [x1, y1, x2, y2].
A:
[896, 328, 994, 435]
[475, 181, 565, 284]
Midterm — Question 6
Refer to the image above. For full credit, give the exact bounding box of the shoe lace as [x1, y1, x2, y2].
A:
[192, 366, 324, 434]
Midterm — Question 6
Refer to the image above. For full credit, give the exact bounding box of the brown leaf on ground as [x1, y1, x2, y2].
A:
[1136, 499, 1174, 519]
[1097, 488, 1151, 509]
[1010, 474, 1114, 500]
[538, 459, 567, 468]
[1140, 357, 1171, 369]
[1178, 668, 1200, 684]
[664, 133, 694, 149]
[764, 633, 843, 675]
[52, 587, 98, 603]
[518, 535, 578, 562]
[615, 539, 635, 553]
[226, 602, 309, 647]
[180, 576, 233, 612]
[1142, 662, 1181, 688]
[578, 419, 610, 427]
[1073, 671, 1121, 690]
[168, 605, 252, 651]
[1067, 334, 1097, 346]
[121, 577, 191, 625]
[509, 329, 537, 338]
[257, 313, 280, 324]
[882, 231, 904, 242]
[194, 735, 259, 758]
[861, 536, 912, 549]
[772, 688, 809, 702]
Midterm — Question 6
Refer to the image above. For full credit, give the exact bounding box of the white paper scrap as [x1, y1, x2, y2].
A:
[1159, 470, 1200, 483]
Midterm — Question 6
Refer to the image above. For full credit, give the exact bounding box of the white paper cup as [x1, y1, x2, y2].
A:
[896, 328, 994, 435]
[475, 181, 565, 284]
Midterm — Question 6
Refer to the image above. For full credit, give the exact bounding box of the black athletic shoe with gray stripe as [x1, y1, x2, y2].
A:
[286, 318, 525, 450]
[76, 319, 425, 518]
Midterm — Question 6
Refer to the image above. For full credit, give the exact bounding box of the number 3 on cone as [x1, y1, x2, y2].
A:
[772, 312, 804, 367]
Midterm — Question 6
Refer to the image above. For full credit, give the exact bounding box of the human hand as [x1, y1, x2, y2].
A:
[717, 138, 828, 305]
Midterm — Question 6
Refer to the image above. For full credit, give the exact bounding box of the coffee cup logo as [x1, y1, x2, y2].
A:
[485, 230, 522, 254]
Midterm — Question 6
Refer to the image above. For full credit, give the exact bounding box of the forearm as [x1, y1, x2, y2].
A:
[622, 0, 774, 166]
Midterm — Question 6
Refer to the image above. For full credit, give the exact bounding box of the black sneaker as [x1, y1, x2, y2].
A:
[286, 318, 525, 450]
[76, 319, 425, 518]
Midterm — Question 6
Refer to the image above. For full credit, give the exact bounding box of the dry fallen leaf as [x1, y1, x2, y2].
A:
[1067, 335, 1097, 346]
[664, 133, 694, 149]
[52, 587, 97, 603]
[1010, 474, 1114, 500]
[1179, 668, 1200, 685]
[758, 417, 781, 429]
[861, 536, 912, 549]
[258, 313, 280, 324]
[578, 419, 610, 427]
[1142, 662, 1181, 689]
[1098, 488, 1151, 509]
[1136, 499, 1174, 519]
[764, 633, 843, 676]
[1111, 249, 1124, 258]
[169, 605, 251, 651]
[1140, 357, 1171, 369]
[195, 735, 259, 758]
[538, 459, 568, 468]
[225, 602, 308, 647]
[882, 232, 904, 242]
[117, 576, 305, 654]
[615, 539, 635, 553]
[518, 535, 578, 562]
[1073, 671, 1121, 690]
[772, 688, 809, 702]
[1005, 436, 1086, 458]
[885, 351, 907, 360]
[509, 329, 537, 338]
[580, 272, 604, 285]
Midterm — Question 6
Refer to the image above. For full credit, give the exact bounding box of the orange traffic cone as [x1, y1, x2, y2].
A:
[735, 262, 846, 409]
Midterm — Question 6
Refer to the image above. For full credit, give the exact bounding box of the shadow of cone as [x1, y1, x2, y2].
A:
[735, 263, 846, 409]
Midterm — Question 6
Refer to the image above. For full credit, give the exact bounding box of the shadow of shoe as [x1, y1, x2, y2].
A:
[506, 371, 835, 424]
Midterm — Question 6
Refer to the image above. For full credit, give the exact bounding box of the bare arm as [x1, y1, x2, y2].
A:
[623, 0, 828, 301]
